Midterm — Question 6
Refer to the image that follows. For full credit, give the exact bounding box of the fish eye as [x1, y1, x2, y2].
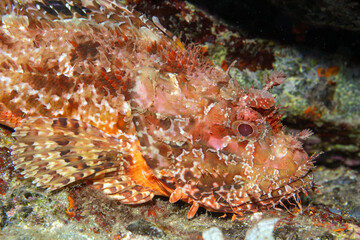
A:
[238, 123, 253, 136]
[231, 121, 255, 138]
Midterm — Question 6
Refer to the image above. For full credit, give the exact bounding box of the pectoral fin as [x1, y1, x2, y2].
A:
[11, 117, 156, 203]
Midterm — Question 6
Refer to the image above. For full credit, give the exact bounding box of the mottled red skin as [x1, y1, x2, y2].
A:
[0, 0, 316, 218]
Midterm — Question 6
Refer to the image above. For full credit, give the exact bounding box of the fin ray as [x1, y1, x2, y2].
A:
[12, 117, 125, 189]
[93, 174, 155, 204]
[11, 117, 157, 203]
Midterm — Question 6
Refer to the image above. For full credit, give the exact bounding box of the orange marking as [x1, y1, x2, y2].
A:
[0, 103, 22, 128]
[69, 40, 78, 47]
[187, 202, 199, 219]
[333, 227, 346, 232]
[325, 66, 339, 77]
[101, 70, 110, 81]
[327, 80, 337, 86]
[127, 145, 173, 197]
[292, 208, 301, 214]
[313, 222, 325, 227]
[115, 59, 123, 68]
[221, 60, 228, 72]
[169, 50, 176, 61]
[146, 45, 152, 53]
[169, 188, 183, 203]
[200, 46, 208, 54]
[304, 106, 321, 119]
[175, 38, 184, 49]
[317, 67, 326, 77]
[148, 209, 157, 217]
[317, 66, 339, 77]
[25, 63, 32, 71]
[66, 195, 76, 220]
[115, 73, 123, 81]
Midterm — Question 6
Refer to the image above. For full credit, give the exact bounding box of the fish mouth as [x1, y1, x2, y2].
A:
[206, 152, 319, 214]
[170, 142, 319, 215]
[202, 171, 315, 214]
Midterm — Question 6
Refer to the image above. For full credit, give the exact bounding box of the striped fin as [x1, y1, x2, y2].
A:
[10, 117, 154, 200]
[11, 117, 127, 190]
[92, 173, 154, 204]
[11, 117, 157, 203]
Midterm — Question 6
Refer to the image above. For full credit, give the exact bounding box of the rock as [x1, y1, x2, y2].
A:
[126, 219, 165, 238]
[349, 206, 360, 221]
[202, 227, 224, 240]
[245, 218, 279, 240]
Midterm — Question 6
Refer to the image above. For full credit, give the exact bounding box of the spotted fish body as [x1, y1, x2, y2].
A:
[0, 0, 316, 218]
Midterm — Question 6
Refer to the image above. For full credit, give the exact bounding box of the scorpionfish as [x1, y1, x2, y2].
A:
[0, 0, 317, 219]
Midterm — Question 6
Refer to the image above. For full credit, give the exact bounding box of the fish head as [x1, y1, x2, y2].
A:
[130, 58, 315, 216]
[168, 95, 315, 215]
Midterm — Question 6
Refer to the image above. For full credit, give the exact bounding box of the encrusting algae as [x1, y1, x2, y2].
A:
[0, 0, 319, 219]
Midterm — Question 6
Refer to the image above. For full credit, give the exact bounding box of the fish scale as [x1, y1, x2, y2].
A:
[0, 0, 318, 219]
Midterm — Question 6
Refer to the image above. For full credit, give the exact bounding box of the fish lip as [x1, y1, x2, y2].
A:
[211, 171, 314, 212]
[172, 144, 315, 213]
